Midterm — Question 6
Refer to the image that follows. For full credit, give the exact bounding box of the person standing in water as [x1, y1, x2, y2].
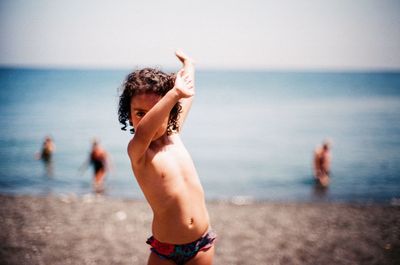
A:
[81, 139, 110, 193]
[36, 136, 55, 162]
[90, 139, 109, 193]
[36, 136, 56, 176]
[313, 139, 332, 187]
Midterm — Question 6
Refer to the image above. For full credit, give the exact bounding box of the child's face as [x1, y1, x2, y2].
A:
[130, 93, 169, 140]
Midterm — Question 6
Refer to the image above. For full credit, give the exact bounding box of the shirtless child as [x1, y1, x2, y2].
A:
[118, 51, 216, 265]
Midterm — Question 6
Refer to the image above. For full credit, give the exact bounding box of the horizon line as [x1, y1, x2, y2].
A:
[1, 63, 400, 74]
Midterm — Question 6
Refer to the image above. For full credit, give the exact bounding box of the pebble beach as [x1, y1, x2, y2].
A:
[1, 194, 399, 265]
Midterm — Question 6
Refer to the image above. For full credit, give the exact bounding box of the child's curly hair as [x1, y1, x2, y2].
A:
[118, 68, 181, 134]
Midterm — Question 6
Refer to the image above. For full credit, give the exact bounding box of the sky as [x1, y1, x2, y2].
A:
[0, 0, 399, 70]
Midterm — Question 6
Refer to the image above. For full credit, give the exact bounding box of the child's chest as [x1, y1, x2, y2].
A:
[150, 144, 194, 174]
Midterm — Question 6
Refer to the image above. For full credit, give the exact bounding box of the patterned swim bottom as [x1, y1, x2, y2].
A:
[146, 230, 217, 265]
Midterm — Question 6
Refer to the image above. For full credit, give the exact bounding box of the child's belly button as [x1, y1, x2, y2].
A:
[188, 217, 194, 228]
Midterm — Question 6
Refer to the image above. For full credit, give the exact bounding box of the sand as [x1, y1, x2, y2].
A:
[0, 194, 399, 265]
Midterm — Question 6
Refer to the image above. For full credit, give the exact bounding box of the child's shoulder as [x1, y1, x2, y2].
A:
[127, 139, 140, 163]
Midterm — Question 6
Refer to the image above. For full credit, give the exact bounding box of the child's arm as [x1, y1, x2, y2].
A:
[128, 70, 194, 163]
[175, 50, 195, 130]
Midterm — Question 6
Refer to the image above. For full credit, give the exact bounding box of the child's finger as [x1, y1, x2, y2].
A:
[177, 69, 185, 76]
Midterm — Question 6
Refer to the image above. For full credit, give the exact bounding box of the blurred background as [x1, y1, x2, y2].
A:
[0, 0, 399, 203]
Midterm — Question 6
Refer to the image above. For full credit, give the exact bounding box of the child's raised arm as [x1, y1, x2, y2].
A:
[128, 69, 194, 163]
[175, 50, 195, 130]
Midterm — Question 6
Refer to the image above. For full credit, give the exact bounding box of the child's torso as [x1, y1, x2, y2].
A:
[132, 134, 210, 244]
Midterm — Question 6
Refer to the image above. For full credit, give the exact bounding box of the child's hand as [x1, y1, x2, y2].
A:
[175, 50, 194, 65]
[174, 69, 194, 98]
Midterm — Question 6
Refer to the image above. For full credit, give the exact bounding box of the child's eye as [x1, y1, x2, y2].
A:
[136, 112, 146, 118]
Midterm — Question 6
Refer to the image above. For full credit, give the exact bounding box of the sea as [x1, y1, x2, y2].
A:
[0, 68, 399, 204]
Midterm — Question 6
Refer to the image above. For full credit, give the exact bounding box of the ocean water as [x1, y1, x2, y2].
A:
[0, 68, 399, 204]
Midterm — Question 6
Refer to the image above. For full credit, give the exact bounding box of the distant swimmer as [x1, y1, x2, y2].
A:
[313, 139, 332, 187]
[80, 139, 110, 193]
[90, 140, 108, 193]
[36, 136, 55, 162]
[35, 136, 55, 176]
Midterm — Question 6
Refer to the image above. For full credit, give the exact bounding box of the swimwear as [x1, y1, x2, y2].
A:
[41, 149, 52, 162]
[146, 230, 217, 265]
[91, 155, 105, 173]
